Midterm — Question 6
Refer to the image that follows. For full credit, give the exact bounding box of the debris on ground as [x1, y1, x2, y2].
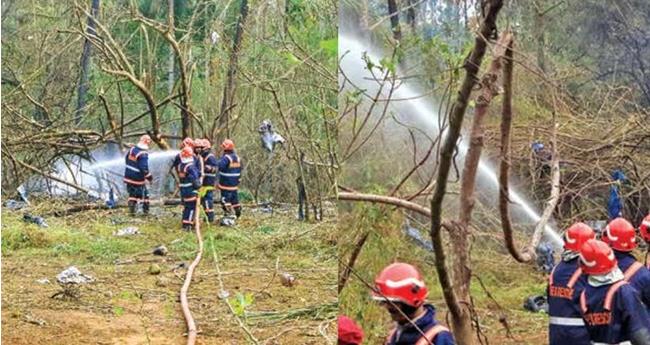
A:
[22, 314, 46, 326]
[172, 262, 187, 270]
[35, 278, 50, 284]
[402, 221, 433, 251]
[53, 266, 94, 299]
[280, 272, 296, 287]
[22, 214, 48, 228]
[148, 264, 161, 275]
[217, 289, 230, 299]
[523, 295, 548, 313]
[220, 216, 236, 227]
[155, 276, 169, 287]
[113, 227, 140, 237]
[56, 266, 94, 285]
[152, 245, 168, 256]
[5, 199, 28, 210]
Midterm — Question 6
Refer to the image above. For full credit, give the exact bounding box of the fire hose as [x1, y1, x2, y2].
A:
[180, 195, 203, 345]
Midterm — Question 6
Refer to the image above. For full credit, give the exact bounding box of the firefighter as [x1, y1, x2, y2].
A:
[172, 137, 195, 172]
[197, 139, 218, 223]
[123, 135, 153, 216]
[373, 262, 455, 345]
[193, 137, 206, 181]
[217, 139, 242, 219]
[578, 239, 650, 344]
[338, 315, 364, 345]
[602, 217, 650, 310]
[640, 214, 650, 268]
[176, 146, 201, 231]
[547, 222, 595, 345]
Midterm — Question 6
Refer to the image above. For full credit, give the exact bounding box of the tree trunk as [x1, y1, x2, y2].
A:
[406, 0, 416, 32]
[74, 0, 100, 124]
[533, 1, 547, 74]
[167, 0, 175, 95]
[387, 0, 402, 42]
[428, 1, 503, 344]
[213, 0, 249, 143]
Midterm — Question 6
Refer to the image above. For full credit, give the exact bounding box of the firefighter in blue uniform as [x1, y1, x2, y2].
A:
[197, 139, 218, 223]
[176, 146, 201, 231]
[217, 139, 242, 218]
[373, 262, 455, 345]
[578, 239, 650, 344]
[602, 217, 650, 311]
[123, 135, 153, 216]
[547, 222, 595, 345]
[172, 137, 195, 172]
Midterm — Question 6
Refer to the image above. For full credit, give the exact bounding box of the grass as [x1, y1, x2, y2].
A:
[2, 202, 338, 344]
[338, 204, 550, 344]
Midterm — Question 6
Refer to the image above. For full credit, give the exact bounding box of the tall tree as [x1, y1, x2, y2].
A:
[212, 0, 249, 142]
[74, 0, 100, 124]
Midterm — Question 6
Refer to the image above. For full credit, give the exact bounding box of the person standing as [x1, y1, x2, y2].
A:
[217, 139, 242, 219]
[123, 135, 153, 216]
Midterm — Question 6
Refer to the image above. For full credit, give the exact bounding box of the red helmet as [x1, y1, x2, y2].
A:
[563, 222, 596, 252]
[372, 262, 428, 307]
[194, 138, 205, 148]
[602, 217, 637, 252]
[221, 139, 235, 151]
[338, 315, 364, 345]
[202, 139, 211, 149]
[138, 134, 152, 149]
[640, 214, 650, 243]
[579, 240, 617, 275]
[181, 137, 195, 148]
[180, 146, 194, 159]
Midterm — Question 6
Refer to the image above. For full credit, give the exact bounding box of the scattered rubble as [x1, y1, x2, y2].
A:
[23, 214, 48, 228]
[113, 227, 140, 237]
[56, 266, 94, 285]
[279, 272, 296, 287]
[152, 245, 168, 256]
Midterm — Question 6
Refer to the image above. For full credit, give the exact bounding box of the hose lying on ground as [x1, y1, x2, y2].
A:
[180, 196, 204, 345]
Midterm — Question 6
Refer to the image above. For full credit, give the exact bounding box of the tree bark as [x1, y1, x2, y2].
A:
[74, 0, 100, 124]
[213, 0, 249, 143]
[428, 1, 503, 344]
[167, 0, 175, 95]
[499, 36, 533, 262]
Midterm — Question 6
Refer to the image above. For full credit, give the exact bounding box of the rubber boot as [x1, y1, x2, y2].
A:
[235, 207, 241, 218]
[182, 224, 193, 232]
[128, 201, 136, 216]
[142, 202, 150, 215]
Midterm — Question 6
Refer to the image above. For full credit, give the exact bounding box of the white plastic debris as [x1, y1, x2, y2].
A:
[113, 226, 140, 236]
[220, 216, 236, 227]
[36, 278, 50, 284]
[56, 266, 94, 285]
[217, 290, 230, 299]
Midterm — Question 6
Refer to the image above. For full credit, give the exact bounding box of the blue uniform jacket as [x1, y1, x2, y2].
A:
[124, 146, 151, 185]
[177, 160, 200, 199]
[200, 151, 218, 187]
[217, 152, 242, 190]
[386, 304, 455, 345]
[547, 258, 591, 345]
[580, 280, 650, 344]
[616, 251, 650, 311]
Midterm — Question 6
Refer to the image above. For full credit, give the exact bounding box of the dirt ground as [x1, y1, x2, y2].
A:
[1, 203, 337, 344]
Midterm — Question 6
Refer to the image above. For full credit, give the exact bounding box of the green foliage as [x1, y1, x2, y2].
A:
[112, 306, 125, 317]
[229, 292, 254, 318]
